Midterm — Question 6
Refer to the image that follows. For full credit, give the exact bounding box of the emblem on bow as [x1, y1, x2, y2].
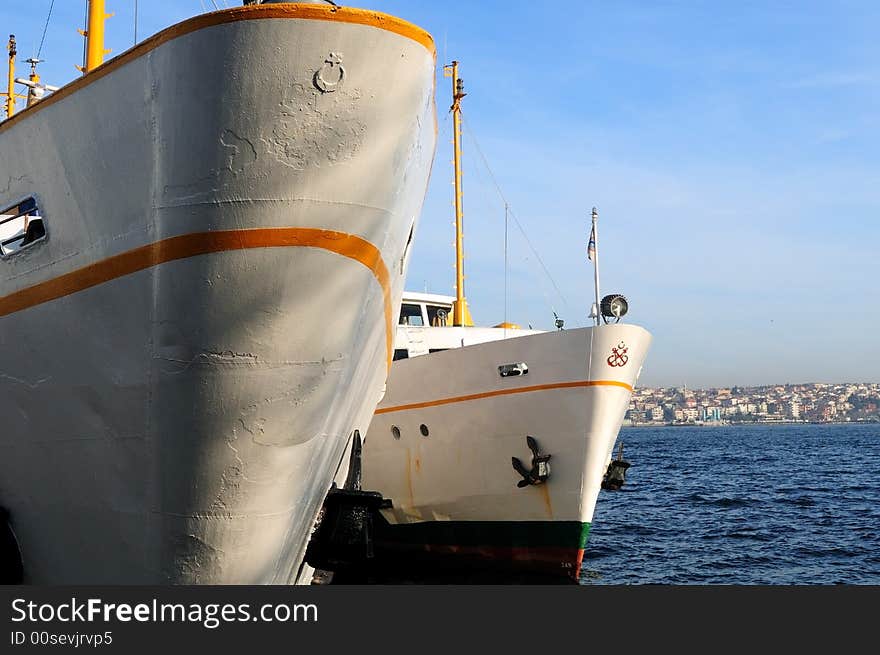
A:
[607, 342, 629, 367]
[314, 52, 345, 93]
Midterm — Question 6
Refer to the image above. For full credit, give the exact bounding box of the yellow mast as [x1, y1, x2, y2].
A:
[79, 0, 112, 73]
[444, 60, 473, 327]
[4, 35, 15, 118]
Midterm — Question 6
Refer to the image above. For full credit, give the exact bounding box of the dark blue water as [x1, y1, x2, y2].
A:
[581, 423, 880, 584]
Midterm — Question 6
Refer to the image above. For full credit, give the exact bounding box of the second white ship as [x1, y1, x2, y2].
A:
[361, 294, 651, 582]
[353, 62, 652, 583]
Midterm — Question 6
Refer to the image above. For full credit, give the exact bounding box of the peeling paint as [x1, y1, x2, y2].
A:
[164, 533, 222, 583]
[161, 128, 258, 201]
[221, 129, 258, 174]
[0, 174, 29, 196]
[214, 431, 246, 511]
[237, 416, 267, 438]
[262, 83, 366, 170]
[205, 350, 259, 363]
[153, 352, 345, 374]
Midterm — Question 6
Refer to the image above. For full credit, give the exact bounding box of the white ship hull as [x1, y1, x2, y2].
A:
[0, 4, 436, 583]
[362, 323, 651, 581]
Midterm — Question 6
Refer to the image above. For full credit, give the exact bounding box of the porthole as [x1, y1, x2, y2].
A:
[419, 424, 429, 437]
[391, 425, 401, 440]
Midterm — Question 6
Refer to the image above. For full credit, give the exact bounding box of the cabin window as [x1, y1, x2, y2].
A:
[393, 349, 409, 361]
[398, 303, 424, 326]
[428, 349, 448, 354]
[1, 197, 46, 257]
[426, 305, 450, 327]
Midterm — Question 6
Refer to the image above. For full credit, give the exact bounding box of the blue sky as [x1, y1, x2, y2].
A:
[4, 1, 879, 387]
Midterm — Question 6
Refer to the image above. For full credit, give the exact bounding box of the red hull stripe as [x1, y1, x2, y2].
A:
[375, 542, 586, 582]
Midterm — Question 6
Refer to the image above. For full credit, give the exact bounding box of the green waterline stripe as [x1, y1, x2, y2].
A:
[376, 519, 592, 549]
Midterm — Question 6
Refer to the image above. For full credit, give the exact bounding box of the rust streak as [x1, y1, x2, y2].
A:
[538, 484, 554, 519]
[405, 447, 415, 507]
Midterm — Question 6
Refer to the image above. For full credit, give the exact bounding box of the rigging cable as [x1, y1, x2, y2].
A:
[504, 201, 509, 332]
[36, 0, 57, 59]
[460, 112, 575, 325]
[134, 0, 138, 44]
[462, 117, 558, 328]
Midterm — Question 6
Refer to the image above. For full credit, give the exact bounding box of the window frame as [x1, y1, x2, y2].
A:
[398, 302, 426, 327]
[0, 195, 47, 258]
[426, 304, 452, 327]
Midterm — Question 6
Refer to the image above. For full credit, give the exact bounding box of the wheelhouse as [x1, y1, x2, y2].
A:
[398, 292, 454, 328]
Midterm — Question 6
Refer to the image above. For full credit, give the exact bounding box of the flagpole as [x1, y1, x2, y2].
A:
[591, 207, 601, 326]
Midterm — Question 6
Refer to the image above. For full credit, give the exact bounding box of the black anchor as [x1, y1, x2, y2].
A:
[512, 436, 551, 488]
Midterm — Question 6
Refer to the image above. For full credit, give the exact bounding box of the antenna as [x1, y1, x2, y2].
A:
[15, 58, 59, 107]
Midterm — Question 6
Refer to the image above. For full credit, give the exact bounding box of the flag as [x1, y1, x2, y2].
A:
[587, 224, 596, 261]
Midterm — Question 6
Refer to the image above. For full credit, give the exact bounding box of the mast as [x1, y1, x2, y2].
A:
[80, 0, 112, 74]
[444, 60, 473, 327]
[12, 58, 59, 108]
[23, 59, 43, 107]
[591, 206, 601, 326]
[5, 35, 15, 118]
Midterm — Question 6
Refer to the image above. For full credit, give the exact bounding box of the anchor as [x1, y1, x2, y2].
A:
[304, 430, 388, 577]
[601, 441, 631, 491]
[512, 436, 551, 488]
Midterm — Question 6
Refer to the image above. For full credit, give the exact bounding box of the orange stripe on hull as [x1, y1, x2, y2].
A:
[375, 379, 634, 415]
[0, 227, 394, 369]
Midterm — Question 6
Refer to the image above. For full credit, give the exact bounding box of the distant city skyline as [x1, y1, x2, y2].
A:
[4, 1, 878, 387]
[628, 381, 880, 425]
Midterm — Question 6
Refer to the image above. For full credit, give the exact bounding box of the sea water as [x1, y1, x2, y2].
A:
[582, 423, 880, 584]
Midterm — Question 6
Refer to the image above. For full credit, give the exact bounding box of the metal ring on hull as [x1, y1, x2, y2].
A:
[0, 507, 24, 584]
